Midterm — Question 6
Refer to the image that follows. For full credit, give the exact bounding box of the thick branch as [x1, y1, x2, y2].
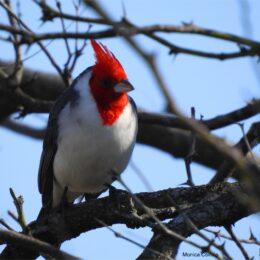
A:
[0, 60, 63, 120]
[1, 119, 45, 139]
[139, 99, 260, 130]
[138, 184, 251, 259]
[1, 183, 250, 259]
[210, 122, 260, 184]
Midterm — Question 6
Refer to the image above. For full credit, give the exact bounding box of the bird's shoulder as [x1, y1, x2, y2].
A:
[43, 66, 93, 145]
[128, 96, 138, 119]
[128, 96, 137, 111]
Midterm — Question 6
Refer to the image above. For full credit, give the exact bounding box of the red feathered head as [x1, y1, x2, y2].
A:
[89, 40, 134, 125]
[91, 39, 127, 85]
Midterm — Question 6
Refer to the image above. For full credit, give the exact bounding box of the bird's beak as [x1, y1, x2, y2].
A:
[113, 80, 134, 93]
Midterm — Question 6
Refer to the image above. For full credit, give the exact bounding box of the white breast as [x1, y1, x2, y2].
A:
[52, 72, 137, 206]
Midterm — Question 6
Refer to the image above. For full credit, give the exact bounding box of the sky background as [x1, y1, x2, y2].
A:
[0, 0, 260, 259]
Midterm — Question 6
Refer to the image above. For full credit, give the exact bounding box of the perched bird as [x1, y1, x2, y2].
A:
[38, 40, 137, 209]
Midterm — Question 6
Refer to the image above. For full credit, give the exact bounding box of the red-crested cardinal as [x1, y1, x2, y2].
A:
[38, 40, 137, 208]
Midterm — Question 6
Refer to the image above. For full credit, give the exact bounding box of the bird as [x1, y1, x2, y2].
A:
[38, 39, 138, 209]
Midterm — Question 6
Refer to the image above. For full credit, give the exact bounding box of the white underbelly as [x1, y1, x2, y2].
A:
[53, 102, 137, 194]
[54, 129, 133, 193]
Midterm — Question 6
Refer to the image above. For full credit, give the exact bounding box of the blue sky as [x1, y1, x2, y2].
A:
[0, 0, 260, 259]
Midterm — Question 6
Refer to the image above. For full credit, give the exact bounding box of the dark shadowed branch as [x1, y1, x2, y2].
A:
[139, 99, 260, 130]
[0, 229, 79, 259]
[210, 121, 260, 184]
[137, 184, 251, 259]
[1, 182, 253, 259]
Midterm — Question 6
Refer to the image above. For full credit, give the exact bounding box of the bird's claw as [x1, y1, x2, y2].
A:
[106, 184, 128, 211]
[55, 187, 70, 218]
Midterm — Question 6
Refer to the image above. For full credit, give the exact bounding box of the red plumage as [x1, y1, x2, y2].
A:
[90, 39, 127, 83]
[90, 40, 129, 126]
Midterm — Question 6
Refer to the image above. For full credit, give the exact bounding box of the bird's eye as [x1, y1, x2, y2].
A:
[101, 78, 112, 88]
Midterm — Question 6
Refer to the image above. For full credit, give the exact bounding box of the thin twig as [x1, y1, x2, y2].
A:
[183, 107, 196, 186]
[204, 228, 260, 246]
[225, 226, 250, 260]
[95, 218, 172, 260]
[0, 1, 66, 85]
[9, 188, 27, 232]
[130, 160, 154, 191]
[3, 0, 23, 81]
[237, 123, 257, 163]
[0, 219, 14, 231]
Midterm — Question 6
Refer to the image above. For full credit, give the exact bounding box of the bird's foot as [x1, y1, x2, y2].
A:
[106, 184, 128, 211]
[108, 185, 118, 198]
[55, 187, 70, 218]
[109, 186, 121, 211]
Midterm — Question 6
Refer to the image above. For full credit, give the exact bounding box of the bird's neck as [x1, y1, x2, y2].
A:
[89, 77, 128, 126]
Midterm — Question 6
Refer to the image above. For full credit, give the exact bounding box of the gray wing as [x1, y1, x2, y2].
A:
[38, 67, 91, 207]
[38, 90, 72, 207]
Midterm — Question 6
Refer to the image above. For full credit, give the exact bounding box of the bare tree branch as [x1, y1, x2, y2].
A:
[1, 182, 252, 259]
[0, 229, 79, 259]
[1, 119, 45, 139]
[137, 184, 251, 259]
[139, 99, 260, 130]
[210, 122, 260, 184]
[1, 13, 260, 60]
